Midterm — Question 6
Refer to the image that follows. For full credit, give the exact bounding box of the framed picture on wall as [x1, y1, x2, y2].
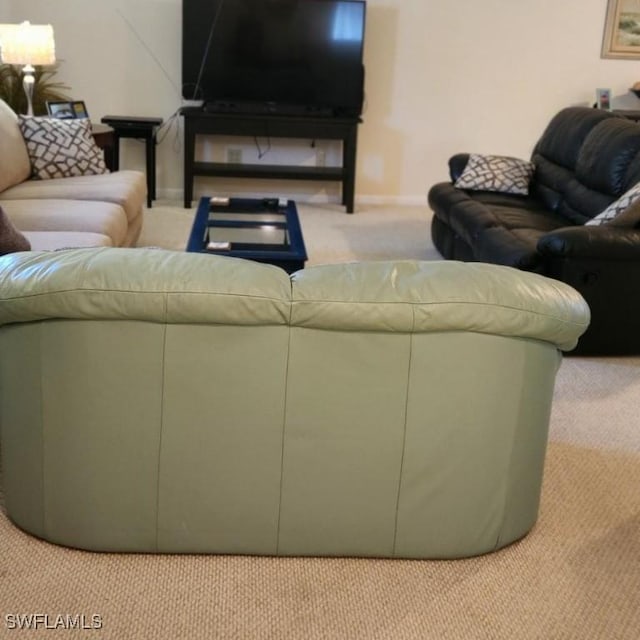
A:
[602, 0, 640, 59]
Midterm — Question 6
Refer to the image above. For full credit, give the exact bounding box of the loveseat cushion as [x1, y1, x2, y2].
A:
[474, 226, 547, 271]
[22, 231, 113, 251]
[428, 180, 567, 268]
[0, 170, 146, 225]
[2, 199, 129, 246]
[465, 204, 568, 270]
[0, 99, 31, 193]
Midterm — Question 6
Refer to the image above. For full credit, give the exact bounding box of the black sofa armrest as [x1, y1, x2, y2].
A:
[448, 153, 470, 182]
[538, 225, 640, 260]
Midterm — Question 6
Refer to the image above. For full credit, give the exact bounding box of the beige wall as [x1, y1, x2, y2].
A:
[7, 0, 640, 206]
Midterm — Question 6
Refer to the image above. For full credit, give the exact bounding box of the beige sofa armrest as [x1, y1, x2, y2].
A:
[0, 99, 31, 193]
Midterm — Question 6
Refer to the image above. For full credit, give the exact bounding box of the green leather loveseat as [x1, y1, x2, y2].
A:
[0, 248, 589, 558]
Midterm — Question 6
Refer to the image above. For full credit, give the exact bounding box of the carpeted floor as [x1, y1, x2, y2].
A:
[1, 201, 639, 639]
[136, 200, 439, 265]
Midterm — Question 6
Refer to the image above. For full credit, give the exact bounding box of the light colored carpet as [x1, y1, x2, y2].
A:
[137, 200, 439, 265]
[1, 202, 639, 639]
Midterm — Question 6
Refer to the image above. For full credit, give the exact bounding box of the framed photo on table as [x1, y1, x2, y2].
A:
[602, 0, 640, 59]
[46, 100, 89, 119]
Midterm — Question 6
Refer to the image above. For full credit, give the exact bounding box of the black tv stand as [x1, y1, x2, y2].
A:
[203, 101, 336, 118]
[181, 107, 361, 213]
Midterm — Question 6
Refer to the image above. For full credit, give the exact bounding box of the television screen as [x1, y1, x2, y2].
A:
[182, 0, 366, 117]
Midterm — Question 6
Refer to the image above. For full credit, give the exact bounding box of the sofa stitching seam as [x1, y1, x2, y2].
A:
[392, 306, 414, 557]
[154, 297, 169, 552]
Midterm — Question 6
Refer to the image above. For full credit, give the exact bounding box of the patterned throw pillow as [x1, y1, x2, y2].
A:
[585, 181, 640, 226]
[18, 116, 108, 180]
[454, 154, 535, 196]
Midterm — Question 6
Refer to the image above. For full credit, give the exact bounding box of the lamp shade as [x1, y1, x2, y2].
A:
[0, 21, 56, 66]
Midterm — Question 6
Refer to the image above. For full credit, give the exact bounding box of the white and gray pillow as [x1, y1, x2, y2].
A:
[18, 115, 108, 180]
[454, 154, 535, 196]
[586, 181, 640, 226]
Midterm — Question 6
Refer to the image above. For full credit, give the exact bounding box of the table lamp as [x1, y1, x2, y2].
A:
[0, 21, 56, 116]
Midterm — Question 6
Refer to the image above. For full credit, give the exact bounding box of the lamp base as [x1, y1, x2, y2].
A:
[22, 64, 36, 117]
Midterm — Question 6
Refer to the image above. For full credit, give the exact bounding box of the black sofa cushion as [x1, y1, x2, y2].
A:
[529, 107, 640, 223]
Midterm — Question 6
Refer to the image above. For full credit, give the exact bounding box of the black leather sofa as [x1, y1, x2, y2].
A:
[428, 106, 640, 355]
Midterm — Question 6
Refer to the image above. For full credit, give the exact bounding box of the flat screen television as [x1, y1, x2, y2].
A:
[182, 0, 366, 117]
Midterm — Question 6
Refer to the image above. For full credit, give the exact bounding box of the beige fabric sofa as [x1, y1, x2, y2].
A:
[0, 249, 590, 558]
[0, 99, 146, 250]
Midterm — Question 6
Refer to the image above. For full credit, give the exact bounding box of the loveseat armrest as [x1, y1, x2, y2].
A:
[448, 153, 470, 182]
[538, 226, 640, 260]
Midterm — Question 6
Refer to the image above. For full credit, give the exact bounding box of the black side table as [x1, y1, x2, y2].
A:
[91, 123, 115, 171]
[100, 115, 163, 208]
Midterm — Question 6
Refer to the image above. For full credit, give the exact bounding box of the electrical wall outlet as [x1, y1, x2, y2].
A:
[316, 148, 326, 167]
[226, 147, 243, 164]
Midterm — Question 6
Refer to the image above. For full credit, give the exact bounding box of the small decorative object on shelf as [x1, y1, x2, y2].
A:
[630, 81, 640, 99]
[596, 88, 612, 110]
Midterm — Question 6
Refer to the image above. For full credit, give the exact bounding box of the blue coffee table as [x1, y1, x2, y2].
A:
[186, 196, 307, 274]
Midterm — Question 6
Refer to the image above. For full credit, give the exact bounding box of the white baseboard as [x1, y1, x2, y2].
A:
[156, 188, 427, 208]
[356, 194, 427, 206]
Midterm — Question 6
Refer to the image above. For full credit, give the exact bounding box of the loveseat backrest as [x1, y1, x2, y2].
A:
[572, 117, 640, 217]
[0, 99, 31, 193]
[531, 107, 640, 224]
[534, 107, 613, 170]
[0, 248, 590, 352]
